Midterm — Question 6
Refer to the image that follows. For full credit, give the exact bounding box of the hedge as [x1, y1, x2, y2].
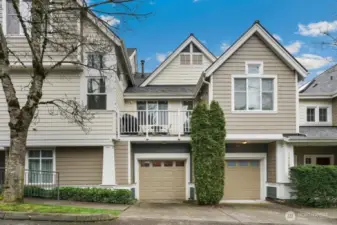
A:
[289, 165, 337, 208]
[191, 101, 226, 205]
[4, 186, 135, 205]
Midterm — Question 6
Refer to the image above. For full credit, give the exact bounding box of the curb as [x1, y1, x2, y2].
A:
[0, 211, 117, 222]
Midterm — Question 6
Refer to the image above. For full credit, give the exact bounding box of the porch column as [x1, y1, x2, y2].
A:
[276, 141, 294, 183]
[102, 144, 116, 185]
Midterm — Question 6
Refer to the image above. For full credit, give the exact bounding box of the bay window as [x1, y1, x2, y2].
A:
[233, 76, 275, 111]
[27, 150, 54, 184]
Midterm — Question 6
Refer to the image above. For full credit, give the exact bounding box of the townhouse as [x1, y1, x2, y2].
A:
[0, 0, 323, 202]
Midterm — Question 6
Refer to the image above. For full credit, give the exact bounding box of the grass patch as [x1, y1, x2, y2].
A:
[0, 203, 120, 216]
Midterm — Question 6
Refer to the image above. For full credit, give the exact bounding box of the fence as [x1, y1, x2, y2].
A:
[0, 168, 60, 200]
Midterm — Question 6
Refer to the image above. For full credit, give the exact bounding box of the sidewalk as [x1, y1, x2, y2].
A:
[25, 198, 130, 211]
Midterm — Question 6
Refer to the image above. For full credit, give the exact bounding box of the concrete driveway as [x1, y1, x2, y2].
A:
[120, 202, 337, 225]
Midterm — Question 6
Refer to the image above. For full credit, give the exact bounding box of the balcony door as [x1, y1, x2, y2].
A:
[137, 101, 168, 127]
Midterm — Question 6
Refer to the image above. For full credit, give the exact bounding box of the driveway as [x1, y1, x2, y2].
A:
[120, 202, 337, 225]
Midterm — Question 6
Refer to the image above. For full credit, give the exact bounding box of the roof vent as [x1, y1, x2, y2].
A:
[331, 76, 333, 80]
[313, 83, 318, 88]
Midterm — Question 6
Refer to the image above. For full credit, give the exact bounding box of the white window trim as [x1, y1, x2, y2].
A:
[305, 105, 332, 126]
[304, 154, 334, 165]
[25, 148, 56, 185]
[231, 74, 278, 113]
[86, 76, 107, 111]
[3, 0, 31, 36]
[245, 61, 264, 75]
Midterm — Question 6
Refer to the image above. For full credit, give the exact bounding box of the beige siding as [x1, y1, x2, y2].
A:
[332, 97, 337, 126]
[213, 34, 296, 134]
[149, 53, 212, 85]
[115, 141, 129, 185]
[294, 146, 337, 166]
[56, 147, 103, 185]
[0, 73, 116, 145]
[267, 142, 276, 183]
[299, 99, 332, 126]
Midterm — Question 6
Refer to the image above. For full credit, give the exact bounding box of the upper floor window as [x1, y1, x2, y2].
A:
[180, 43, 203, 65]
[88, 53, 104, 69]
[233, 76, 275, 111]
[306, 108, 315, 122]
[246, 61, 263, 75]
[6, 0, 32, 35]
[306, 106, 330, 123]
[87, 77, 106, 110]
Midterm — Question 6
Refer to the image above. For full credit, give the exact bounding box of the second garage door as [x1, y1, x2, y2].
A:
[139, 160, 185, 200]
[224, 160, 261, 200]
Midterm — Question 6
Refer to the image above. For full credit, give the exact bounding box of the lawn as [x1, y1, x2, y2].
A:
[0, 203, 120, 216]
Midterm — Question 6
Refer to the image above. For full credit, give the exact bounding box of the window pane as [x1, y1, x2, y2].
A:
[137, 101, 146, 110]
[28, 159, 40, 183]
[262, 79, 273, 92]
[262, 93, 273, 110]
[87, 78, 105, 94]
[41, 150, 53, 158]
[87, 95, 106, 110]
[227, 161, 236, 167]
[29, 150, 40, 158]
[247, 63, 261, 74]
[181, 45, 190, 52]
[152, 161, 161, 167]
[87, 53, 104, 69]
[140, 161, 150, 167]
[248, 78, 260, 110]
[158, 101, 168, 110]
[180, 54, 190, 65]
[319, 108, 327, 122]
[238, 161, 249, 166]
[182, 100, 193, 110]
[29, 159, 40, 171]
[234, 92, 246, 110]
[192, 43, 201, 52]
[305, 158, 312, 164]
[234, 78, 246, 91]
[192, 55, 203, 65]
[163, 161, 173, 167]
[307, 108, 315, 122]
[175, 161, 185, 167]
[7, 15, 20, 35]
[147, 101, 158, 110]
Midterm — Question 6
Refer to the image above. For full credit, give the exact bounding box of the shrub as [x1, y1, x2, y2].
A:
[289, 165, 337, 208]
[191, 101, 226, 205]
[56, 187, 135, 204]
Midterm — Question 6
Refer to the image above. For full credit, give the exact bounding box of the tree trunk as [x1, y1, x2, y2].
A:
[3, 129, 28, 203]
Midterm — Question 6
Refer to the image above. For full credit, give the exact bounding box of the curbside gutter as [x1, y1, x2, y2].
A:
[0, 211, 117, 222]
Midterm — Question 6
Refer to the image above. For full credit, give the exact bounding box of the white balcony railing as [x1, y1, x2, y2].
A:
[118, 110, 192, 137]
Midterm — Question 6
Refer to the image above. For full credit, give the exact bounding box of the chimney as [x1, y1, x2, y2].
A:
[141, 60, 145, 78]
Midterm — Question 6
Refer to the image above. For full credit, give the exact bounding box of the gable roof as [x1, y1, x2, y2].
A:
[204, 21, 308, 79]
[140, 34, 217, 87]
[300, 64, 337, 95]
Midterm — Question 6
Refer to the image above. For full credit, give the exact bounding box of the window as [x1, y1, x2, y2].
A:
[182, 100, 193, 110]
[319, 108, 328, 122]
[233, 77, 275, 111]
[246, 62, 263, 75]
[180, 43, 203, 65]
[175, 161, 185, 167]
[88, 53, 104, 69]
[136, 101, 168, 126]
[304, 155, 334, 165]
[227, 161, 236, 167]
[27, 150, 54, 184]
[87, 78, 106, 110]
[306, 108, 315, 122]
[6, 0, 32, 35]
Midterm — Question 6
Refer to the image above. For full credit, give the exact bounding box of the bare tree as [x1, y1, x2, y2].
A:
[0, 0, 148, 203]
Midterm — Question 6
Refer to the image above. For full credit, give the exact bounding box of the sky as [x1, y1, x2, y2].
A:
[99, 0, 337, 82]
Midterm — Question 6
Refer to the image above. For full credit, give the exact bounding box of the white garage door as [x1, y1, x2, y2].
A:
[224, 160, 261, 200]
[139, 160, 186, 200]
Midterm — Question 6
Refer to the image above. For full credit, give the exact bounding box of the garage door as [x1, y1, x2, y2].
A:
[139, 160, 185, 200]
[224, 160, 260, 200]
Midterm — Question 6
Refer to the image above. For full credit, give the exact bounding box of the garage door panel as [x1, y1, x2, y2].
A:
[224, 160, 261, 200]
[139, 160, 186, 200]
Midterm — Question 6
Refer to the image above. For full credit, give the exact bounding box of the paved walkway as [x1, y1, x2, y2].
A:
[24, 198, 130, 211]
[121, 202, 337, 225]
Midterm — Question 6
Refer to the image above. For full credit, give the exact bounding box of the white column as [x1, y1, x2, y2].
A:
[102, 144, 116, 185]
[276, 141, 294, 183]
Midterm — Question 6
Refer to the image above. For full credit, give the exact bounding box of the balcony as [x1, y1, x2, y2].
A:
[118, 110, 192, 137]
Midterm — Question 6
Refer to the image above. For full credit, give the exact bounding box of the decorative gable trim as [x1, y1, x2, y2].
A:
[204, 21, 308, 79]
[140, 34, 216, 87]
